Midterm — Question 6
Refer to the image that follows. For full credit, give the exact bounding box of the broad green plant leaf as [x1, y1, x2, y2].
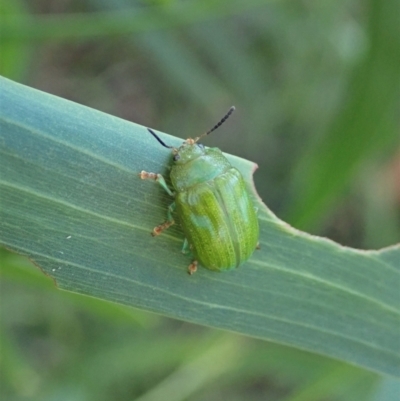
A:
[1, 77, 399, 377]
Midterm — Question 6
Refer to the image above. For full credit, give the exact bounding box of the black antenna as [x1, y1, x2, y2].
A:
[201, 106, 236, 139]
[147, 128, 173, 149]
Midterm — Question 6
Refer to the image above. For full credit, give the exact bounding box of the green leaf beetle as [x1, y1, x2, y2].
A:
[140, 106, 259, 274]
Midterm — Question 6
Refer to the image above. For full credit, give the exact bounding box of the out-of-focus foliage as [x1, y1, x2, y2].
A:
[1, 0, 399, 400]
[0, 0, 31, 80]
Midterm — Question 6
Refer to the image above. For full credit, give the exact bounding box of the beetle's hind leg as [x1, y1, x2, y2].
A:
[152, 202, 176, 236]
[181, 240, 197, 275]
[188, 260, 198, 275]
[181, 238, 191, 255]
[140, 171, 175, 197]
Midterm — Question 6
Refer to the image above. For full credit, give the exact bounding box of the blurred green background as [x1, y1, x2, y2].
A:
[1, 0, 399, 400]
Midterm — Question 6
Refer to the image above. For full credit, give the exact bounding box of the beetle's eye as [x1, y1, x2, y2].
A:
[198, 143, 205, 149]
[173, 154, 180, 161]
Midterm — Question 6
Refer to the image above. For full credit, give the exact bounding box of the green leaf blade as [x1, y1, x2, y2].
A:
[1, 77, 399, 376]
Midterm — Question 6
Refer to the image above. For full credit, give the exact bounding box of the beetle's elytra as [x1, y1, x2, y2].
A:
[140, 106, 259, 274]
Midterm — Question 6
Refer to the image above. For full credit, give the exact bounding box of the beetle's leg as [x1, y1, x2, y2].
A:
[181, 238, 191, 255]
[140, 171, 175, 197]
[188, 260, 198, 275]
[256, 242, 261, 250]
[152, 202, 176, 236]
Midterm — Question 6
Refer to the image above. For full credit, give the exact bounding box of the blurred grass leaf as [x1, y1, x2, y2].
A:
[0, 0, 273, 41]
[0, 77, 399, 377]
[0, 0, 32, 80]
[285, 0, 400, 230]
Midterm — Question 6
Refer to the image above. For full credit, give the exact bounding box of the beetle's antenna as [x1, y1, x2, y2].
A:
[195, 106, 235, 142]
[147, 128, 173, 149]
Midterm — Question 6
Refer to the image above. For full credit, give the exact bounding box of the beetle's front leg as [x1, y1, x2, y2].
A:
[140, 171, 175, 197]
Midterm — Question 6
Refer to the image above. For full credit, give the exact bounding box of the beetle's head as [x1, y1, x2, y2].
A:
[146, 106, 235, 164]
[171, 140, 206, 164]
